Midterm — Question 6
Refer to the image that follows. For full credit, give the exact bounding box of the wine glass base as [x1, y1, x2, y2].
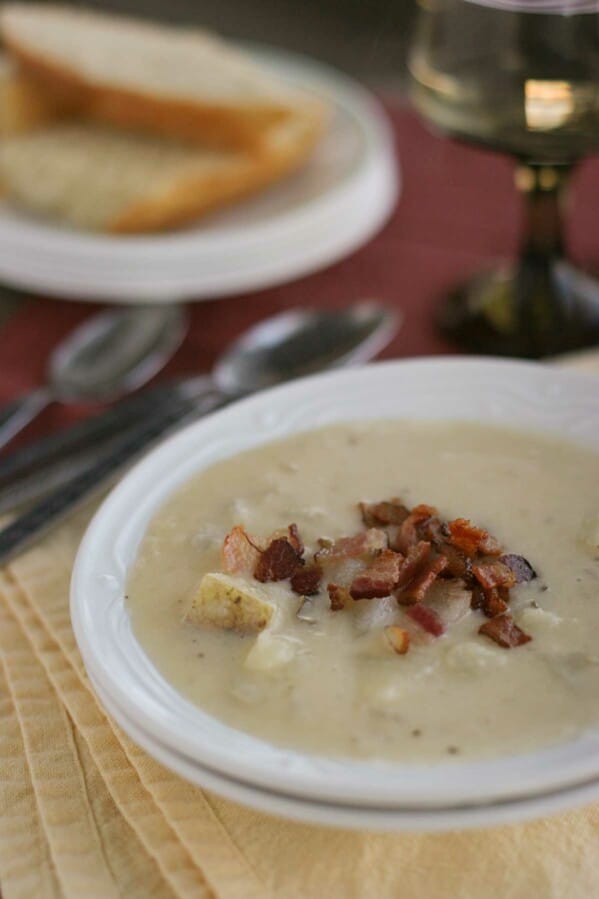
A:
[437, 262, 599, 358]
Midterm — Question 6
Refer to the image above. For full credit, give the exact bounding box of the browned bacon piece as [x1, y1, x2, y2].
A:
[287, 523, 304, 556]
[397, 555, 449, 605]
[316, 528, 387, 563]
[438, 543, 472, 580]
[419, 517, 450, 548]
[499, 554, 537, 584]
[471, 583, 484, 610]
[394, 541, 431, 591]
[254, 538, 302, 583]
[447, 518, 501, 557]
[349, 550, 403, 600]
[480, 587, 509, 619]
[479, 614, 532, 648]
[405, 603, 445, 637]
[290, 564, 322, 596]
[472, 560, 516, 591]
[359, 498, 410, 528]
[390, 505, 438, 554]
[328, 583, 352, 611]
[222, 525, 262, 575]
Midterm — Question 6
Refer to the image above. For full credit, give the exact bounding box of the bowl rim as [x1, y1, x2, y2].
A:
[70, 357, 599, 815]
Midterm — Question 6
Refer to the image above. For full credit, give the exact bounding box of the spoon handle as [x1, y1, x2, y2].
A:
[0, 380, 222, 566]
[0, 388, 51, 452]
[0, 379, 194, 488]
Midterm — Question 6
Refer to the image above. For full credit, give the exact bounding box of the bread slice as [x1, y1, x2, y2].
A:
[0, 57, 68, 135]
[0, 3, 322, 149]
[0, 104, 323, 232]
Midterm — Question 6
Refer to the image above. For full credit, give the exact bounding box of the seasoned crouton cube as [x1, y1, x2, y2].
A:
[186, 573, 275, 633]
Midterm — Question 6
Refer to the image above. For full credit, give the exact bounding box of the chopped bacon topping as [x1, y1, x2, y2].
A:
[480, 587, 509, 619]
[479, 614, 532, 648]
[499, 554, 537, 584]
[254, 538, 302, 583]
[471, 583, 484, 610]
[217, 495, 538, 654]
[406, 603, 445, 637]
[438, 542, 472, 580]
[290, 564, 322, 596]
[447, 519, 501, 557]
[384, 625, 410, 655]
[472, 560, 516, 591]
[397, 555, 449, 605]
[419, 516, 450, 548]
[360, 498, 410, 528]
[316, 528, 387, 563]
[390, 504, 438, 554]
[349, 550, 403, 600]
[222, 526, 261, 575]
[287, 523, 304, 556]
[394, 541, 431, 590]
[328, 583, 351, 611]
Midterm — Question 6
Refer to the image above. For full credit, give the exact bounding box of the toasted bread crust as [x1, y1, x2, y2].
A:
[3, 39, 295, 151]
[110, 107, 324, 233]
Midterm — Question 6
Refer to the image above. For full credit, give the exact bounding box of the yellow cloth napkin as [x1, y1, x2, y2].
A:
[1, 354, 599, 899]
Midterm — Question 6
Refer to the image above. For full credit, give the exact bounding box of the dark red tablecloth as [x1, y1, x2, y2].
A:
[1, 104, 598, 443]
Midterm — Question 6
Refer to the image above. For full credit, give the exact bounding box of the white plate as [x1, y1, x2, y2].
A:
[0, 48, 398, 303]
[71, 359, 599, 830]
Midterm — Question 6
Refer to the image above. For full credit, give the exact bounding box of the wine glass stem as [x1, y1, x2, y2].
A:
[513, 163, 571, 352]
[516, 163, 569, 257]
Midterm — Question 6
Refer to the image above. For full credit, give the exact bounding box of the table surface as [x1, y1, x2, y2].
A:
[1, 103, 598, 441]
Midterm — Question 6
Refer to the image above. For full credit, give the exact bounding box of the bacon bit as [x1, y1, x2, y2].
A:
[222, 526, 261, 575]
[360, 498, 410, 528]
[500, 554, 537, 584]
[471, 583, 484, 610]
[290, 564, 322, 596]
[268, 523, 304, 555]
[394, 541, 431, 590]
[254, 538, 301, 582]
[349, 550, 403, 600]
[473, 560, 516, 591]
[438, 543, 472, 580]
[287, 523, 304, 556]
[391, 505, 438, 554]
[419, 517, 450, 548]
[397, 555, 448, 605]
[383, 625, 410, 655]
[481, 587, 509, 618]
[405, 604, 445, 637]
[479, 614, 532, 648]
[316, 528, 387, 563]
[447, 519, 502, 557]
[328, 583, 351, 611]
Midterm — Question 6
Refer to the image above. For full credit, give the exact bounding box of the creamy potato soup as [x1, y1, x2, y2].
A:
[127, 421, 599, 763]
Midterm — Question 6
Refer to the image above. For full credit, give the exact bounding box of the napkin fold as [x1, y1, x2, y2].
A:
[1, 354, 598, 899]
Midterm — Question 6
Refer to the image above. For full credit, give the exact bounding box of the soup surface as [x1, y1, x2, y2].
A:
[127, 421, 599, 762]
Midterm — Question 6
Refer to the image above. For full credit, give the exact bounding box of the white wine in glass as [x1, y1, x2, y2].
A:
[409, 0, 599, 357]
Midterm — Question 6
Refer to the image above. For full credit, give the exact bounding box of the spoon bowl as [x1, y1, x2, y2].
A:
[213, 303, 401, 397]
[0, 304, 187, 451]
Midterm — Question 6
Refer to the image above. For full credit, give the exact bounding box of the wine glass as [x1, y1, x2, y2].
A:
[409, 0, 599, 358]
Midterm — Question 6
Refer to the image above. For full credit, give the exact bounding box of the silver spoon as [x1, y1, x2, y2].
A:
[0, 301, 401, 562]
[213, 303, 400, 397]
[0, 304, 188, 451]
